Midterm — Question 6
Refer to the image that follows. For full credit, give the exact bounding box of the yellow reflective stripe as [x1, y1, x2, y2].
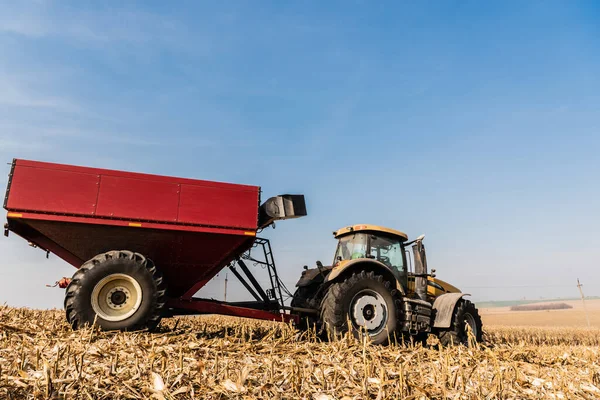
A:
[244, 231, 256, 236]
[7, 212, 22, 218]
[128, 222, 142, 227]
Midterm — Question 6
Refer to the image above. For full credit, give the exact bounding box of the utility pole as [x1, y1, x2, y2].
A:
[577, 278, 591, 328]
[224, 273, 228, 302]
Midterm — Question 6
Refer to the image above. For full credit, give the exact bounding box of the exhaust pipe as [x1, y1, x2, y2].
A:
[258, 194, 307, 228]
[412, 240, 428, 301]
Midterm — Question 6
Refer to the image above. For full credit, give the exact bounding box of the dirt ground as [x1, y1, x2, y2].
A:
[480, 299, 600, 328]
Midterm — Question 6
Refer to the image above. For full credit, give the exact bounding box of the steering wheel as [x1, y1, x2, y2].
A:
[378, 255, 391, 266]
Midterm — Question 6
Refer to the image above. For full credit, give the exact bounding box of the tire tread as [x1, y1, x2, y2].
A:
[64, 250, 166, 331]
[437, 299, 483, 346]
[320, 271, 402, 344]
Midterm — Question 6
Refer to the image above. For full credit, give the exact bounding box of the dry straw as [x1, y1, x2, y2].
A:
[1, 305, 600, 399]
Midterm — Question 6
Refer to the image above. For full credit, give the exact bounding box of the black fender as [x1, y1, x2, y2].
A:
[295, 266, 331, 287]
[432, 293, 468, 328]
[325, 259, 405, 295]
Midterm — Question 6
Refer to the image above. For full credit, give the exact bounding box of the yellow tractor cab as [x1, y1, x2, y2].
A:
[331, 224, 460, 300]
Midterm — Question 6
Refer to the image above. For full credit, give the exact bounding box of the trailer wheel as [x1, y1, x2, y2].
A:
[64, 250, 166, 331]
[437, 299, 482, 346]
[320, 271, 401, 345]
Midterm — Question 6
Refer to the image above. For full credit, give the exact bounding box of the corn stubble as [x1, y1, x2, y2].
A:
[1, 306, 599, 399]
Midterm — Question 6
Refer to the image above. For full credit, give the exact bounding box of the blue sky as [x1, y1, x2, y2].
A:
[1, 1, 600, 309]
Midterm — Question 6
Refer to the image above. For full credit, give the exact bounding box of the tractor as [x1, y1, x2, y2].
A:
[291, 224, 483, 345]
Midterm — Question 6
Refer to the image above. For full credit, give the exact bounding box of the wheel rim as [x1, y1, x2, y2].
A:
[91, 274, 143, 322]
[464, 312, 478, 338]
[350, 289, 388, 336]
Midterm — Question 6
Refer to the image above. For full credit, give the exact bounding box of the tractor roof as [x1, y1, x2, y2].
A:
[333, 224, 409, 241]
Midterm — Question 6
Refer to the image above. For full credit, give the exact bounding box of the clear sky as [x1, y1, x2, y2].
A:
[1, 1, 599, 309]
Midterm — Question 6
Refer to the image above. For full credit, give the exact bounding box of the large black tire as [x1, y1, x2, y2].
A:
[320, 271, 402, 345]
[437, 299, 483, 346]
[64, 250, 166, 331]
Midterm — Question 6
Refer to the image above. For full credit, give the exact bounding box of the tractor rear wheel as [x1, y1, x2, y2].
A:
[437, 299, 482, 346]
[64, 250, 166, 331]
[320, 271, 402, 345]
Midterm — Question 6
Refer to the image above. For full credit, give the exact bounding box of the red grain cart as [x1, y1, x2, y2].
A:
[3, 159, 306, 331]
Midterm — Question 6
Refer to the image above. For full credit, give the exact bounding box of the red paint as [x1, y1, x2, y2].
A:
[95, 175, 181, 222]
[5, 211, 255, 237]
[167, 298, 299, 324]
[14, 159, 258, 191]
[7, 165, 99, 215]
[6, 159, 260, 230]
[178, 183, 259, 229]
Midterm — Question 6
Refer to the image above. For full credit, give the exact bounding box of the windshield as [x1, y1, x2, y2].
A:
[334, 233, 368, 262]
[334, 233, 405, 271]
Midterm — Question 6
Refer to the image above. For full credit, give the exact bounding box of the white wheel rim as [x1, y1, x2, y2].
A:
[91, 273, 143, 322]
[464, 313, 478, 337]
[350, 289, 388, 335]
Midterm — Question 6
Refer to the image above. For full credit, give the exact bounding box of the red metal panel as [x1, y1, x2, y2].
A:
[15, 159, 259, 192]
[6, 165, 99, 215]
[95, 176, 180, 222]
[6, 212, 257, 236]
[8, 159, 261, 230]
[178, 184, 259, 229]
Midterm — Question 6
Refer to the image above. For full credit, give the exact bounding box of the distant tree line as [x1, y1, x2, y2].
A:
[510, 303, 573, 311]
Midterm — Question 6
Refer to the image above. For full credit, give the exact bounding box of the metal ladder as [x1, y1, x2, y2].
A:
[240, 237, 286, 311]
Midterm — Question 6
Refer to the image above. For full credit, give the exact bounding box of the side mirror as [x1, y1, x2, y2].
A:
[316, 260, 323, 268]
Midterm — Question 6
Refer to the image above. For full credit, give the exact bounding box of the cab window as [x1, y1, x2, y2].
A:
[334, 233, 368, 262]
[369, 234, 404, 272]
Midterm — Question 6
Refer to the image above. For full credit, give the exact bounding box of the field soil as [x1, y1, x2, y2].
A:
[480, 299, 600, 328]
[1, 306, 600, 399]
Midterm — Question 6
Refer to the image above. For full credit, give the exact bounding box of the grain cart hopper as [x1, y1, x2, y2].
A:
[3, 159, 306, 331]
[291, 224, 483, 345]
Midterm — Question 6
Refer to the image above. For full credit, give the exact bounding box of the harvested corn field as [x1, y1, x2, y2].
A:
[1, 306, 600, 399]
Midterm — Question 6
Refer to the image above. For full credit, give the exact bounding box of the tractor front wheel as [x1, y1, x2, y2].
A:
[320, 271, 401, 345]
[64, 250, 166, 331]
[437, 299, 482, 346]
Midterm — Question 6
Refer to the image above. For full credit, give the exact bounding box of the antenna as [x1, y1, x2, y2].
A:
[224, 272, 228, 302]
[577, 278, 591, 328]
